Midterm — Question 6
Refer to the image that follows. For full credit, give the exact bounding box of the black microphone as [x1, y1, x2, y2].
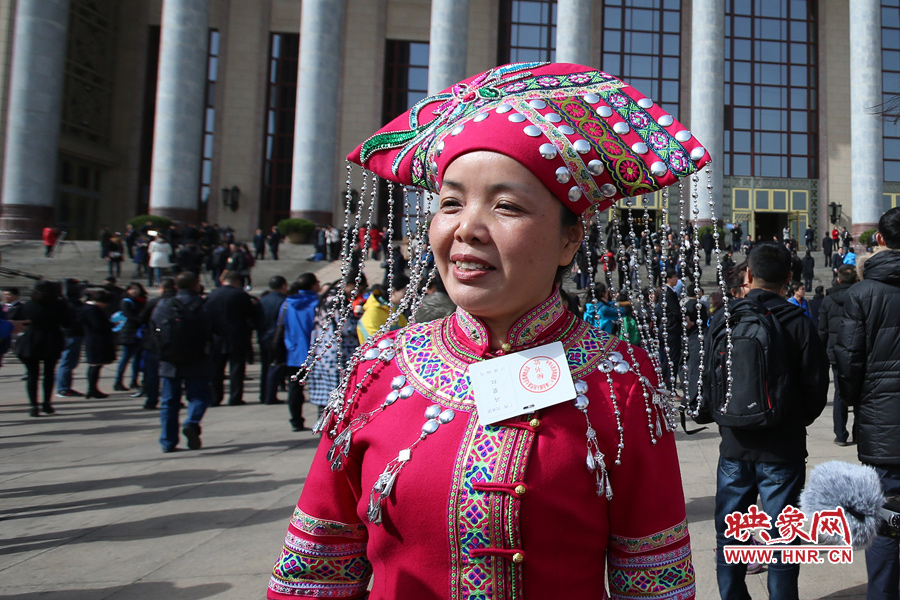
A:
[799, 461, 885, 550]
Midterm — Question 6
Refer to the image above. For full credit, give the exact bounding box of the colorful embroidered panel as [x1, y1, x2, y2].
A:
[609, 520, 690, 554]
[608, 542, 696, 600]
[447, 415, 534, 600]
[396, 311, 618, 410]
[269, 532, 372, 598]
[290, 507, 368, 540]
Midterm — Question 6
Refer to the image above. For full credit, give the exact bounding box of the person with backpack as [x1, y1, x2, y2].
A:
[698, 242, 828, 600]
[149, 271, 213, 452]
[137, 278, 176, 409]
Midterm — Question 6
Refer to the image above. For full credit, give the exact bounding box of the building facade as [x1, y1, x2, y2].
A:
[0, 0, 896, 243]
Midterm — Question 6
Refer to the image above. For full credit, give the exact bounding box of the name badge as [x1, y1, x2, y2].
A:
[468, 341, 576, 425]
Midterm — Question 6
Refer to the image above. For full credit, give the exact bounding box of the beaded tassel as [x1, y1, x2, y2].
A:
[573, 379, 613, 500]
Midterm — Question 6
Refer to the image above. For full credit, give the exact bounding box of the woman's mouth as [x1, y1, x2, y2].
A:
[454, 261, 493, 271]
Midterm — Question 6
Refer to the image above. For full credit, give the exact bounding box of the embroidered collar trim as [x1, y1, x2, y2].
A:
[453, 288, 567, 354]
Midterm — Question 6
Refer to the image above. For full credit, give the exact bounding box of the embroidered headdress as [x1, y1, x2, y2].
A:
[349, 62, 710, 216]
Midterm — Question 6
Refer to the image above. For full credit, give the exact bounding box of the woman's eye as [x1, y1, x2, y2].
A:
[439, 198, 460, 209]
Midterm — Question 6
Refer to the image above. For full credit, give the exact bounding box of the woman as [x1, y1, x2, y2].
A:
[267, 63, 705, 599]
[79, 289, 116, 398]
[787, 282, 812, 319]
[148, 235, 172, 286]
[105, 234, 124, 278]
[17, 280, 71, 416]
[113, 282, 147, 391]
[583, 282, 619, 333]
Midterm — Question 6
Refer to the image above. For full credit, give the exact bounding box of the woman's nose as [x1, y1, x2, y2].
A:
[454, 205, 489, 244]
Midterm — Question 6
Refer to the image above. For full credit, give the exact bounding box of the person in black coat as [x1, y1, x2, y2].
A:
[79, 289, 116, 398]
[258, 276, 288, 405]
[113, 283, 147, 391]
[822, 234, 833, 266]
[818, 265, 858, 445]
[16, 281, 72, 416]
[834, 208, 900, 598]
[137, 278, 176, 409]
[701, 229, 715, 266]
[253, 228, 266, 260]
[56, 279, 86, 397]
[267, 226, 281, 261]
[831, 247, 845, 283]
[801, 250, 815, 291]
[204, 270, 258, 405]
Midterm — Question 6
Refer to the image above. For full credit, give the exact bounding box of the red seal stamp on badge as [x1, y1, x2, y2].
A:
[518, 356, 561, 393]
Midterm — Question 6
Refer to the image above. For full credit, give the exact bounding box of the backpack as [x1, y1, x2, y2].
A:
[700, 297, 792, 429]
[153, 297, 207, 364]
[110, 311, 127, 332]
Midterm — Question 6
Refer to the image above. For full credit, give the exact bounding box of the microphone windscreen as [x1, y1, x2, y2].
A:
[799, 461, 883, 549]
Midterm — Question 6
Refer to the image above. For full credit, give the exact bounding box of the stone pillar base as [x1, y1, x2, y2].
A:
[151, 206, 199, 225]
[291, 210, 333, 226]
[0, 204, 54, 241]
[852, 221, 879, 253]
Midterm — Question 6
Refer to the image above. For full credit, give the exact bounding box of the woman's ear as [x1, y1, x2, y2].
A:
[560, 222, 584, 266]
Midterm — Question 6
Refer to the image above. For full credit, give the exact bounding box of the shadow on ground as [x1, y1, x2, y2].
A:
[3, 581, 231, 600]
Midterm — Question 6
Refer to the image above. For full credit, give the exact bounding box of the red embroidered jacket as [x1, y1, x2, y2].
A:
[268, 290, 695, 599]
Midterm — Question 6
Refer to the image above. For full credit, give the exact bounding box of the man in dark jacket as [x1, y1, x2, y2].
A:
[834, 207, 900, 598]
[801, 250, 815, 291]
[259, 275, 288, 404]
[267, 226, 281, 261]
[138, 278, 176, 409]
[55, 280, 85, 397]
[204, 270, 257, 406]
[655, 268, 682, 391]
[818, 265, 858, 446]
[149, 272, 213, 452]
[831, 247, 845, 283]
[822, 233, 833, 266]
[701, 229, 715, 265]
[707, 242, 829, 600]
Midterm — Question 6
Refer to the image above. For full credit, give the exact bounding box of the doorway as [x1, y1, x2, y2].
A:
[754, 212, 788, 244]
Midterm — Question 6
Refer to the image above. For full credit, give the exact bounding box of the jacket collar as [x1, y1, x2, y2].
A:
[451, 287, 568, 356]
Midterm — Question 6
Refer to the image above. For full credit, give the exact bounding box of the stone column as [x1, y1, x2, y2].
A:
[556, 0, 592, 65]
[427, 0, 469, 94]
[850, 0, 883, 240]
[0, 0, 69, 240]
[290, 0, 346, 225]
[689, 0, 725, 226]
[148, 0, 209, 224]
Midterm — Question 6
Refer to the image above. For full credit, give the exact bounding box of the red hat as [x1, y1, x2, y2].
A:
[348, 62, 710, 215]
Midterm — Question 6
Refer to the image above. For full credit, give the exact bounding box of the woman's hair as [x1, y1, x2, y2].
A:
[558, 288, 581, 316]
[30, 280, 60, 304]
[127, 282, 146, 297]
[790, 281, 805, 295]
[592, 281, 608, 300]
[724, 261, 748, 298]
[87, 289, 114, 304]
[554, 204, 581, 285]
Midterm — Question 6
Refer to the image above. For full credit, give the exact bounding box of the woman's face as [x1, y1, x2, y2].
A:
[430, 151, 582, 325]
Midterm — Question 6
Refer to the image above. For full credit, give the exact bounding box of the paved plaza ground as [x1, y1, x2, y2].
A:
[0, 240, 873, 598]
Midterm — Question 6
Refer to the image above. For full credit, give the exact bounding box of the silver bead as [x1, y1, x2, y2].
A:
[597, 106, 613, 118]
[539, 143, 557, 159]
[637, 97, 653, 109]
[391, 375, 407, 390]
[574, 379, 589, 394]
[614, 361, 630, 374]
[609, 351, 623, 362]
[508, 113, 526, 123]
[523, 125, 541, 137]
[558, 125, 575, 135]
[584, 93, 600, 104]
[587, 160, 604, 176]
[631, 142, 649, 155]
[573, 139, 591, 154]
[380, 348, 396, 362]
[399, 385, 415, 399]
[690, 146, 707, 161]
[674, 130, 692, 142]
[545, 112, 562, 123]
[451, 124, 465, 136]
[568, 186, 582, 202]
[384, 390, 399, 405]
[435, 140, 444, 157]
[574, 394, 590, 410]
[364, 348, 380, 361]
[496, 103, 512, 114]
[422, 420, 440, 435]
[424, 404, 442, 420]
[601, 183, 617, 197]
[650, 161, 668, 178]
[473, 111, 489, 122]
[438, 409, 455, 424]
[529, 99, 547, 109]
[613, 122, 630, 135]
[599, 360, 614, 373]
[657, 114, 674, 127]
[555, 167, 571, 183]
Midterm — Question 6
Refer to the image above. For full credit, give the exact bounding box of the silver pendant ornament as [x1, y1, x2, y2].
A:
[572, 378, 613, 500]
